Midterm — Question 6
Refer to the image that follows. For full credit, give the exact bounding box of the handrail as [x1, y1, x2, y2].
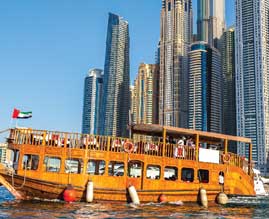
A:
[7, 128, 252, 175]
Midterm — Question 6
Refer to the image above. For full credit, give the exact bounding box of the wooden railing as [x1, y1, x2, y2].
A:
[8, 128, 249, 173]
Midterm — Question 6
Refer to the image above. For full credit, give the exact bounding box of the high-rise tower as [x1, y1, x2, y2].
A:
[221, 27, 236, 135]
[159, 0, 193, 127]
[81, 69, 103, 134]
[197, 0, 210, 42]
[222, 27, 236, 148]
[236, 0, 269, 175]
[100, 13, 130, 137]
[208, 0, 225, 48]
[133, 63, 160, 125]
[188, 42, 222, 133]
[197, 0, 225, 48]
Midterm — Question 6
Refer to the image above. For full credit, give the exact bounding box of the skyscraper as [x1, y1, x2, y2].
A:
[130, 85, 136, 125]
[188, 42, 222, 133]
[159, 0, 193, 128]
[100, 13, 130, 137]
[197, 0, 210, 42]
[208, 0, 225, 48]
[133, 63, 159, 125]
[81, 69, 103, 134]
[222, 27, 236, 149]
[155, 41, 160, 65]
[197, 0, 225, 48]
[235, 0, 269, 175]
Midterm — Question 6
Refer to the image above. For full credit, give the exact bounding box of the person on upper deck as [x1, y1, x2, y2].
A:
[176, 136, 186, 158]
[186, 136, 195, 148]
[177, 136, 185, 146]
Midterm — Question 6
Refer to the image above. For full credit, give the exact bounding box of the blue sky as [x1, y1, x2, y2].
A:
[0, 0, 235, 138]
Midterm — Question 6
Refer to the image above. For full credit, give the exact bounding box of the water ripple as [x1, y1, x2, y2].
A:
[0, 187, 269, 218]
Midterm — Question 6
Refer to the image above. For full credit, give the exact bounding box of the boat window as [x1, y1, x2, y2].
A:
[146, 165, 160, 180]
[65, 158, 83, 174]
[44, 156, 61, 173]
[181, 168, 194, 182]
[198, 169, 209, 183]
[22, 154, 39, 170]
[87, 160, 105, 175]
[108, 161, 124, 176]
[164, 166, 178, 181]
[128, 161, 142, 178]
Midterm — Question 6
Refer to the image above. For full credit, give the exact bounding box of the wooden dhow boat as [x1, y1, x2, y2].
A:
[0, 124, 255, 203]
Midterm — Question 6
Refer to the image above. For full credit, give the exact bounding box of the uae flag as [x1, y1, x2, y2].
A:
[12, 108, 32, 119]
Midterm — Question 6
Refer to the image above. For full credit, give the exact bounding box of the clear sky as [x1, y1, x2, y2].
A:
[0, 0, 235, 139]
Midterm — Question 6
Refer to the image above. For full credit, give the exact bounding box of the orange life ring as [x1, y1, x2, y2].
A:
[123, 141, 134, 153]
[222, 153, 231, 163]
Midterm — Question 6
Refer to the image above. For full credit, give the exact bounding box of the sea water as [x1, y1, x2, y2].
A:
[0, 186, 268, 218]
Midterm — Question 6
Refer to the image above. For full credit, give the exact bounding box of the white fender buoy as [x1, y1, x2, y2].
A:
[86, 180, 94, 203]
[216, 192, 228, 205]
[128, 185, 140, 204]
[199, 188, 208, 208]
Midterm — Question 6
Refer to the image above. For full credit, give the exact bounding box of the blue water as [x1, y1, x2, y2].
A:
[0, 187, 269, 218]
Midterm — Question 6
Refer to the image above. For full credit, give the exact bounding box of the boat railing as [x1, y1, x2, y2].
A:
[8, 128, 249, 173]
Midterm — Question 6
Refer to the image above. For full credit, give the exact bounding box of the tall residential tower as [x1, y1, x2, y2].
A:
[208, 0, 225, 48]
[159, 0, 193, 127]
[197, 0, 210, 42]
[188, 42, 222, 133]
[133, 63, 160, 125]
[222, 27, 236, 148]
[100, 13, 130, 137]
[81, 69, 103, 134]
[197, 0, 225, 48]
[236, 0, 269, 175]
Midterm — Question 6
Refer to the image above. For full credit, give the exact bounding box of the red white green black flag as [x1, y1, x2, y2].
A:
[12, 108, 32, 119]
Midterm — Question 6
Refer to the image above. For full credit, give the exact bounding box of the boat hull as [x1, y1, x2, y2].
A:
[0, 172, 254, 203]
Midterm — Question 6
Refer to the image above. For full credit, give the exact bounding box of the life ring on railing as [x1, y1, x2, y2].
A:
[222, 153, 231, 164]
[123, 141, 134, 153]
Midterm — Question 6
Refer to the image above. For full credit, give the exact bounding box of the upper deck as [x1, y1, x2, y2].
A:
[7, 124, 253, 177]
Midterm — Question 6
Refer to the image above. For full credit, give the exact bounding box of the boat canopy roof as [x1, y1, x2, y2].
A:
[131, 124, 252, 144]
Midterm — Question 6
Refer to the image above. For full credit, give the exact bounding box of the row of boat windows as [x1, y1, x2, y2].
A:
[22, 154, 209, 183]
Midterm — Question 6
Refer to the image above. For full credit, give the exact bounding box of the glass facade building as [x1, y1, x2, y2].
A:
[81, 69, 103, 134]
[221, 27, 236, 152]
[197, 0, 210, 42]
[235, 0, 269, 175]
[208, 0, 225, 48]
[188, 42, 222, 133]
[197, 0, 225, 48]
[159, 0, 193, 128]
[100, 13, 130, 137]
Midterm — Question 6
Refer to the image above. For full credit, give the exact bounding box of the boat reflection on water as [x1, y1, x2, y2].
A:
[0, 186, 268, 218]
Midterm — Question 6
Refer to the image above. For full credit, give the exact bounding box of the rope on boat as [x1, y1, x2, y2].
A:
[0, 129, 10, 134]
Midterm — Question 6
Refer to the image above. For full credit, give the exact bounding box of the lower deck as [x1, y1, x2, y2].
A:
[0, 148, 255, 203]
